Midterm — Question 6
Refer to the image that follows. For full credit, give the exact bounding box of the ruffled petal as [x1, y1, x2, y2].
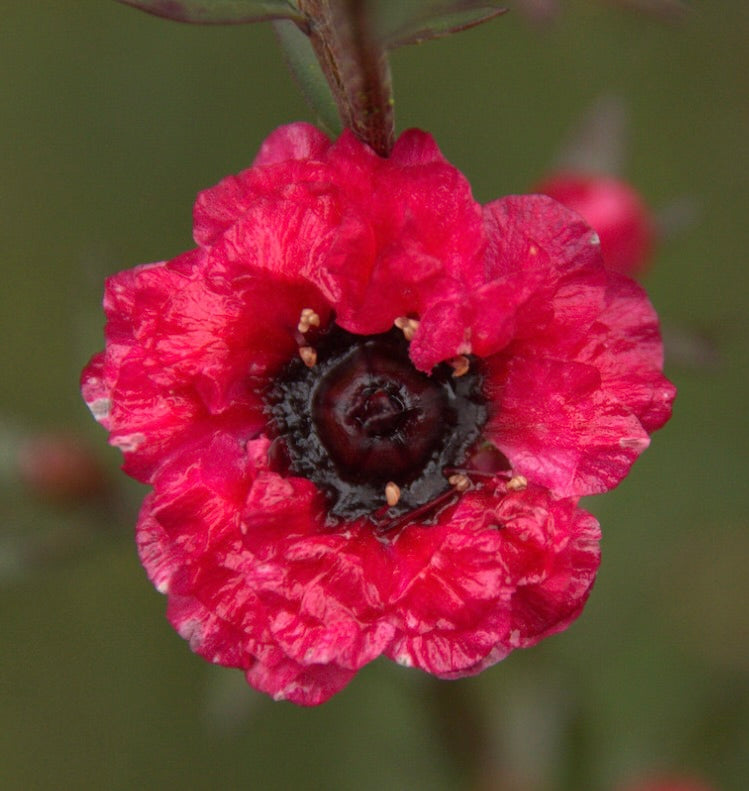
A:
[252, 121, 331, 167]
[245, 654, 356, 706]
[193, 123, 332, 246]
[485, 354, 651, 496]
[477, 197, 672, 495]
[574, 272, 676, 433]
[82, 246, 330, 481]
[385, 484, 600, 676]
[138, 431, 395, 703]
[480, 195, 606, 354]
[327, 131, 485, 336]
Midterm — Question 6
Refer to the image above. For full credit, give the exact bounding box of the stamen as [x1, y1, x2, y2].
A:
[377, 488, 459, 534]
[394, 316, 420, 342]
[449, 355, 470, 377]
[385, 481, 401, 507]
[297, 308, 321, 334]
[298, 346, 317, 367]
[507, 474, 528, 491]
[448, 473, 471, 492]
[443, 466, 504, 481]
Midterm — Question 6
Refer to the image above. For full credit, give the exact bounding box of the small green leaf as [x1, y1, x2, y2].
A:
[273, 19, 342, 137]
[116, 0, 303, 25]
[374, 1, 508, 49]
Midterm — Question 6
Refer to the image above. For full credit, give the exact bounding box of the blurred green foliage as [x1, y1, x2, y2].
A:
[1, 2, 747, 789]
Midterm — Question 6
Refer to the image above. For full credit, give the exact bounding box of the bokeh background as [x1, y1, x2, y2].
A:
[1, 2, 747, 789]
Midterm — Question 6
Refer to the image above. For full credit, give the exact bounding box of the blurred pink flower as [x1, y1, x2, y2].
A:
[18, 433, 108, 504]
[534, 171, 656, 276]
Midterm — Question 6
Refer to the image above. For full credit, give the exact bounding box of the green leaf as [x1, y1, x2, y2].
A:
[374, 1, 508, 49]
[273, 19, 342, 137]
[116, 0, 303, 25]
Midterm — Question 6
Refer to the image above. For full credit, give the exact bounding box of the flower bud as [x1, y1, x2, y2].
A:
[18, 433, 109, 505]
[535, 171, 656, 276]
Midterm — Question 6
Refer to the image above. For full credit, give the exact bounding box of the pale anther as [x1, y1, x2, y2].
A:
[449, 355, 470, 377]
[448, 473, 471, 492]
[507, 474, 528, 491]
[385, 481, 401, 507]
[394, 316, 420, 342]
[297, 308, 321, 334]
[299, 346, 317, 368]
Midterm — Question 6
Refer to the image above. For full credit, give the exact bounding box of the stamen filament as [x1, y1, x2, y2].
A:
[377, 488, 459, 534]
[443, 466, 511, 480]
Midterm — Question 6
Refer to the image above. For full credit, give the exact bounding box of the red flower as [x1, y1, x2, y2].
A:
[82, 124, 674, 704]
[535, 171, 656, 276]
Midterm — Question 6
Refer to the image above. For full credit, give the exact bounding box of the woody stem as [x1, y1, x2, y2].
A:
[297, 0, 394, 156]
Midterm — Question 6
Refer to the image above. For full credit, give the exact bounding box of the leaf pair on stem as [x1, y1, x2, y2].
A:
[117, 0, 509, 154]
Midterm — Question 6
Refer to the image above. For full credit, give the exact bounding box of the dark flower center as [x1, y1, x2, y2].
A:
[265, 324, 487, 525]
[313, 341, 448, 484]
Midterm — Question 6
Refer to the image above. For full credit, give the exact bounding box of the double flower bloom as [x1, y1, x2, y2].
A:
[82, 123, 675, 705]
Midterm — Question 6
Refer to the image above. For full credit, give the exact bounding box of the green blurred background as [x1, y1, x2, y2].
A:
[1, 2, 747, 789]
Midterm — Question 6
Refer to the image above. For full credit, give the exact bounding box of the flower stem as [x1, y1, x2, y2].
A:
[425, 678, 491, 788]
[297, 0, 394, 156]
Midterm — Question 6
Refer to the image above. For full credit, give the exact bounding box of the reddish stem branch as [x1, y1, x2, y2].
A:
[298, 0, 394, 156]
